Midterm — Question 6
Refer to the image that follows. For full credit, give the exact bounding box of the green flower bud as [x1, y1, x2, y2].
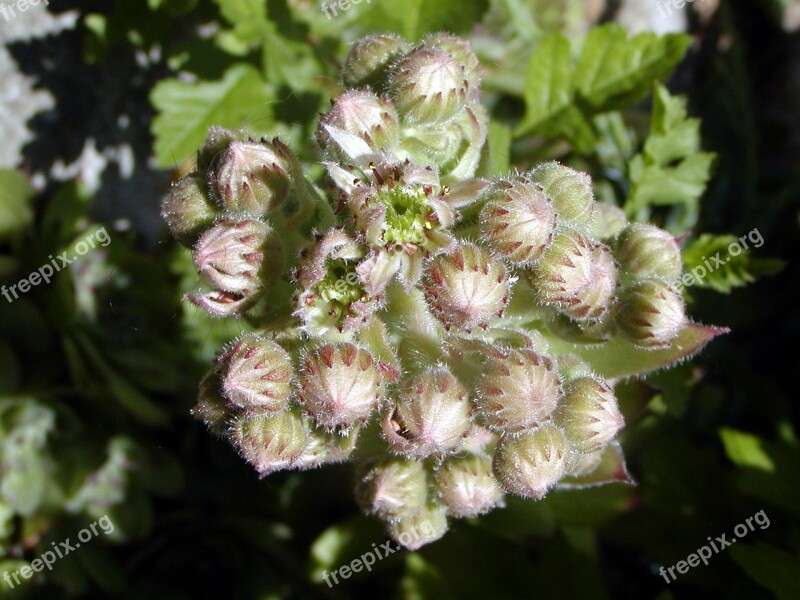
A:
[193, 218, 282, 296]
[161, 173, 218, 245]
[388, 503, 448, 550]
[530, 228, 595, 298]
[492, 425, 573, 500]
[479, 178, 557, 265]
[231, 409, 309, 477]
[423, 242, 512, 332]
[316, 90, 400, 156]
[382, 368, 472, 458]
[617, 279, 687, 349]
[555, 354, 595, 383]
[588, 203, 628, 241]
[220, 335, 293, 413]
[192, 363, 233, 436]
[294, 428, 359, 471]
[569, 448, 605, 477]
[476, 349, 562, 432]
[297, 343, 384, 430]
[616, 223, 682, 281]
[211, 139, 291, 215]
[434, 454, 503, 517]
[529, 162, 595, 228]
[560, 242, 619, 322]
[421, 33, 482, 97]
[389, 47, 468, 124]
[553, 377, 624, 453]
[196, 126, 249, 175]
[343, 34, 409, 90]
[356, 457, 428, 520]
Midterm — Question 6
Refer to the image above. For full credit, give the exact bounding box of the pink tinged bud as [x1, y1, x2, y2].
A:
[220, 336, 293, 413]
[479, 179, 557, 265]
[529, 162, 595, 228]
[196, 126, 250, 175]
[389, 47, 468, 125]
[316, 90, 400, 155]
[476, 349, 562, 432]
[560, 242, 620, 322]
[421, 33, 482, 98]
[294, 427, 359, 471]
[343, 34, 410, 89]
[297, 343, 384, 430]
[388, 503, 448, 550]
[161, 174, 218, 245]
[356, 458, 428, 520]
[186, 289, 258, 317]
[530, 228, 596, 298]
[231, 409, 309, 477]
[553, 377, 624, 453]
[192, 364, 233, 436]
[212, 139, 291, 215]
[492, 424, 573, 500]
[193, 218, 281, 295]
[616, 223, 682, 281]
[382, 368, 472, 458]
[423, 243, 512, 332]
[434, 454, 503, 517]
[617, 279, 687, 349]
[555, 354, 595, 383]
[588, 203, 628, 241]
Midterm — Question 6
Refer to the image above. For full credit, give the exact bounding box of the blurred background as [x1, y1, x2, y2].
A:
[0, 0, 798, 598]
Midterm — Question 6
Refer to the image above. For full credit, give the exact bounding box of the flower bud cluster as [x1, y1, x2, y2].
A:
[164, 33, 702, 551]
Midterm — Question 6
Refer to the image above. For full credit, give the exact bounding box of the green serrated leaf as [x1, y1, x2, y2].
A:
[213, 0, 270, 46]
[151, 64, 275, 168]
[516, 32, 573, 135]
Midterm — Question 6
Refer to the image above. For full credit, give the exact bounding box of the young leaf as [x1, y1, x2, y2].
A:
[729, 543, 800, 600]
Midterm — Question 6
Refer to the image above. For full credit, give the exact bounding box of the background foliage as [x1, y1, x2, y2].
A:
[0, 0, 798, 598]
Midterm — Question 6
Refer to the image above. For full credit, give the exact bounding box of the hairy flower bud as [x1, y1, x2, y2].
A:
[480, 179, 557, 265]
[316, 90, 400, 156]
[388, 503, 448, 550]
[530, 162, 595, 228]
[553, 377, 624, 453]
[231, 409, 309, 477]
[389, 47, 468, 124]
[434, 454, 503, 517]
[192, 364, 232, 436]
[476, 349, 562, 432]
[617, 279, 687, 348]
[211, 139, 291, 215]
[588, 203, 628, 240]
[161, 174, 218, 245]
[616, 223, 682, 281]
[297, 343, 383, 430]
[492, 424, 573, 500]
[530, 228, 595, 298]
[343, 34, 409, 89]
[382, 368, 471, 458]
[220, 335, 293, 413]
[294, 428, 359, 471]
[423, 243, 512, 332]
[569, 448, 605, 477]
[422, 33, 481, 96]
[356, 458, 428, 520]
[560, 242, 619, 321]
[193, 218, 281, 296]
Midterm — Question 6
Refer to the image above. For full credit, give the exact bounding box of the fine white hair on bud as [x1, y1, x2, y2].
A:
[356, 457, 429, 521]
[193, 218, 282, 297]
[423, 242, 512, 332]
[588, 203, 628, 241]
[616, 223, 683, 281]
[492, 424, 573, 500]
[480, 178, 558, 266]
[434, 454, 503, 517]
[316, 90, 400, 156]
[529, 162, 595, 228]
[617, 279, 687, 349]
[192, 364, 233, 436]
[382, 367, 472, 458]
[231, 409, 309, 477]
[529, 228, 596, 299]
[389, 46, 468, 125]
[559, 242, 620, 322]
[297, 342, 384, 430]
[553, 376, 624, 453]
[476, 348, 563, 432]
[343, 33, 410, 89]
[220, 335, 293, 413]
[294, 428, 360, 471]
[421, 33, 482, 98]
[211, 139, 291, 215]
[161, 174, 218, 246]
[388, 503, 449, 550]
